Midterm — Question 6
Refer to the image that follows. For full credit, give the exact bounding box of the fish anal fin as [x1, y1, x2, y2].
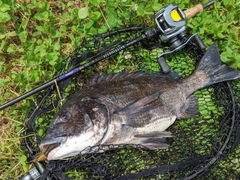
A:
[115, 90, 162, 115]
[142, 140, 169, 150]
[179, 95, 198, 119]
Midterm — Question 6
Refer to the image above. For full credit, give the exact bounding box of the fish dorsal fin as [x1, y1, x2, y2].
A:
[86, 71, 152, 86]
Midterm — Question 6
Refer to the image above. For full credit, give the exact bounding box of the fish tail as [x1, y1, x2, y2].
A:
[194, 43, 240, 87]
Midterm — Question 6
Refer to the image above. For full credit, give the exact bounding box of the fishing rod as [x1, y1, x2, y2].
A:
[0, 1, 216, 111]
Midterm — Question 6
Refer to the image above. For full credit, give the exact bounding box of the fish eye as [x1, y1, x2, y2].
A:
[60, 112, 71, 122]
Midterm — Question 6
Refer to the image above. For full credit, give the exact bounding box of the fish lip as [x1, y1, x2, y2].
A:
[39, 136, 66, 153]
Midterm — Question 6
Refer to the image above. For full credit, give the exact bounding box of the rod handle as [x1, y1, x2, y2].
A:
[184, 4, 204, 18]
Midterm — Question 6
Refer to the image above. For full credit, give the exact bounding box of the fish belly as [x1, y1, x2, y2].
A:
[102, 115, 176, 147]
[136, 115, 176, 133]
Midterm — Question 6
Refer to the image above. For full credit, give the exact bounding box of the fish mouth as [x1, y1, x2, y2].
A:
[39, 136, 66, 156]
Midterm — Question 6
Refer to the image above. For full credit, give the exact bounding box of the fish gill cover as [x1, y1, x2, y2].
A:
[21, 26, 240, 179]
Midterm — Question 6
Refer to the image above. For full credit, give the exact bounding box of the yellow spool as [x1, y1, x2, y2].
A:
[170, 9, 182, 21]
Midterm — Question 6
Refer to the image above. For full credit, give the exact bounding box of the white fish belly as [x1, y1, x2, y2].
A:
[136, 115, 176, 133]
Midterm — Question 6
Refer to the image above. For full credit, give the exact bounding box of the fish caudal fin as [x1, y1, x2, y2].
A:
[195, 43, 240, 87]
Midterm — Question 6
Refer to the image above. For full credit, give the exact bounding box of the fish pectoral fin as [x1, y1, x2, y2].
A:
[134, 131, 173, 150]
[179, 95, 198, 119]
[122, 105, 159, 127]
[115, 90, 162, 115]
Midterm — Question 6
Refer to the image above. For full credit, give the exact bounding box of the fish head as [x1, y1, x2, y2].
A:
[39, 98, 109, 160]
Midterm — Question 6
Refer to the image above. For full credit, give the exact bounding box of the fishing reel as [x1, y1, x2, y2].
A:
[144, 4, 188, 43]
[155, 4, 187, 46]
[144, 3, 208, 74]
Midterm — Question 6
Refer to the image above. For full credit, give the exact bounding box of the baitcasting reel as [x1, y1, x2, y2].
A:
[145, 3, 208, 74]
[155, 4, 187, 45]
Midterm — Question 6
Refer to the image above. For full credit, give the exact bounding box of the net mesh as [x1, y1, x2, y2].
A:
[22, 26, 240, 179]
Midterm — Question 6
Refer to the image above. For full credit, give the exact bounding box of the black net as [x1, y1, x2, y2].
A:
[22, 26, 240, 179]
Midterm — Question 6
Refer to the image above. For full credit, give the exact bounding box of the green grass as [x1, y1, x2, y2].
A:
[0, 0, 240, 179]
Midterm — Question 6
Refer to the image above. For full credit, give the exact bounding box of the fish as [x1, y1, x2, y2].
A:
[39, 43, 240, 160]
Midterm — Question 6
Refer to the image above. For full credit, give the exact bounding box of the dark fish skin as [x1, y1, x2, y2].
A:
[40, 43, 240, 160]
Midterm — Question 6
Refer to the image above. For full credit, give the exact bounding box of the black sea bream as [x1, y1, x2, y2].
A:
[40, 43, 240, 160]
